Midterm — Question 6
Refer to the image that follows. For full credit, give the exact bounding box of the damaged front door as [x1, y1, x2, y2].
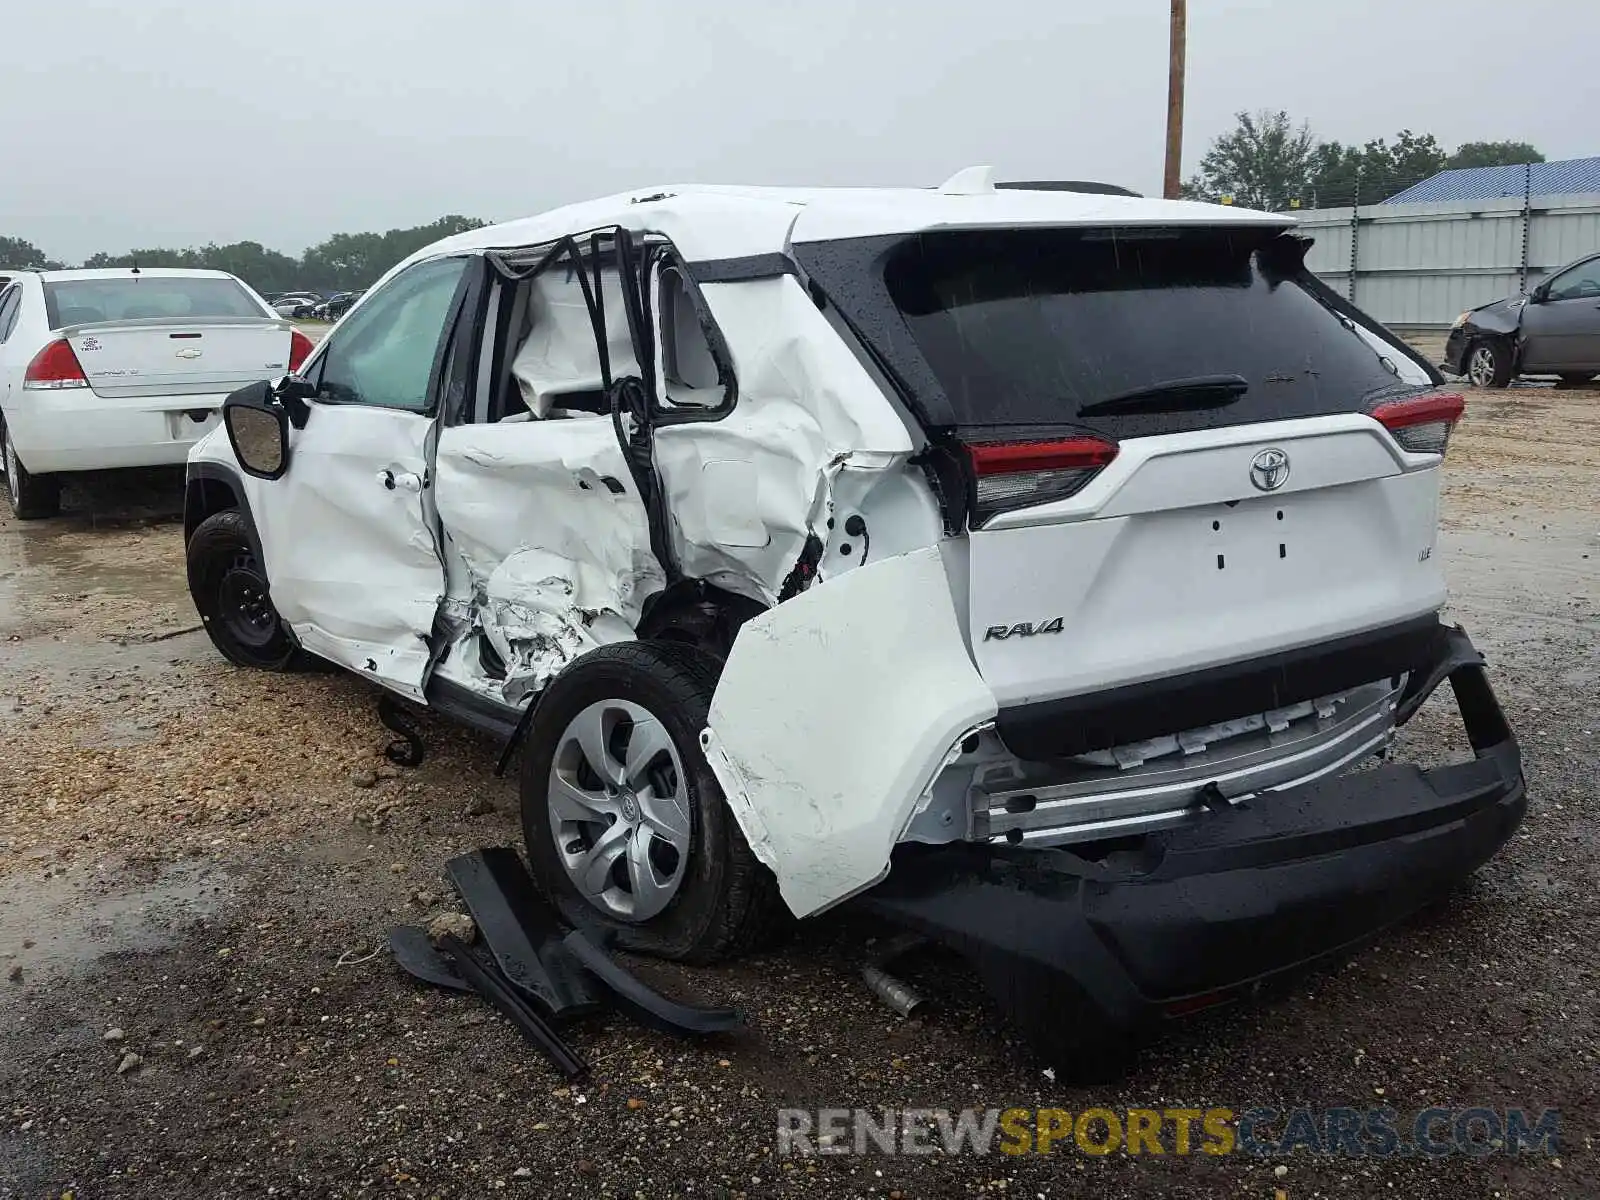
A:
[254, 256, 473, 698]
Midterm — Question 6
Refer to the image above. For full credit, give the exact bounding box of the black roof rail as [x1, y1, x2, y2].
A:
[995, 180, 1143, 198]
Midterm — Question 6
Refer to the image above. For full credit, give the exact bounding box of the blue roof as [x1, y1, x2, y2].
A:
[1384, 157, 1600, 203]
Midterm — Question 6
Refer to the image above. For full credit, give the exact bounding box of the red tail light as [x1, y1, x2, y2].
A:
[288, 329, 314, 373]
[1370, 391, 1465, 456]
[964, 436, 1119, 525]
[23, 338, 89, 390]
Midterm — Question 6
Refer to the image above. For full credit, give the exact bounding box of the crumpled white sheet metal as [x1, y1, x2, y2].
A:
[701, 547, 998, 917]
[654, 276, 915, 603]
[433, 419, 665, 703]
[437, 268, 920, 700]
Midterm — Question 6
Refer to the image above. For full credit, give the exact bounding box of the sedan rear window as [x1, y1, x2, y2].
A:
[44, 277, 264, 328]
[868, 227, 1409, 438]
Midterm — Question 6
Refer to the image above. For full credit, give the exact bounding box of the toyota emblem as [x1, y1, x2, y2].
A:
[1249, 448, 1291, 492]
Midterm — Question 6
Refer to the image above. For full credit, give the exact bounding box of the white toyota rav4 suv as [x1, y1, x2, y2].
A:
[0, 267, 313, 518]
[183, 174, 1525, 1065]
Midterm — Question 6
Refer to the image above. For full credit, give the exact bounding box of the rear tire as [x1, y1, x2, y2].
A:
[520, 640, 786, 964]
[2, 420, 62, 520]
[186, 509, 300, 670]
[1466, 340, 1513, 388]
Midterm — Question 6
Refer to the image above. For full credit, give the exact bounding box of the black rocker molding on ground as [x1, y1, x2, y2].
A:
[389, 848, 742, 1078]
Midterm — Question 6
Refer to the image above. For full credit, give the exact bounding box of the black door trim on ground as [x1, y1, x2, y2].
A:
[996, 615, 1443, 760]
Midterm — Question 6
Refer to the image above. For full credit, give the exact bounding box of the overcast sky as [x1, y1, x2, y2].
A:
[3, 0, 1597, 262]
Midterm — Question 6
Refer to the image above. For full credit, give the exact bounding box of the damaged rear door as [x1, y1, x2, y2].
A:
[429, 241, 668, 706]
[254, 255, 475, 697]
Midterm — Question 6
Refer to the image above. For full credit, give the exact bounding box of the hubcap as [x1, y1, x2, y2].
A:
[217, 549, 278, 648]
[1469, 347, 1495, 386]
[3, 430, 18, 499]
[548, 699, 692, 922]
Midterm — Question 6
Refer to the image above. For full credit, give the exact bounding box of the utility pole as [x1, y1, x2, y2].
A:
[1164, 0, 1187, 199]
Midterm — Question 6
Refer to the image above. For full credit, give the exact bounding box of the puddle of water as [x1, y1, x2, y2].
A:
[0, 857, 231, 979]
[0, 528, 185, 599]
[0, 467, 190, 623]
[0, 523, 191, 636]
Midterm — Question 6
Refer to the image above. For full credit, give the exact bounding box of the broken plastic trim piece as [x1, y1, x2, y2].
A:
[494, 700, 538, 778]
[559, 930, 743, 1036]
[388, 925, 471, 992]
[439, 934, 589, 1080]
[444, 849, 600, 1019]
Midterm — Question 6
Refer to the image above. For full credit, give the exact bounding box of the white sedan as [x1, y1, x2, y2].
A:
[0, 267, 314, 518]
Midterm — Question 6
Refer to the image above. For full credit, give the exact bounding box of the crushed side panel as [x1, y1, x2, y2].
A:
[653, 275, 917, 604]
[701, 547, 997, 917]
[432, 419, 665, 704]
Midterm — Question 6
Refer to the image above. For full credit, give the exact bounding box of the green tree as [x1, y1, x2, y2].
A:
[0, 236, 64, 270]
[198, 242, 302, 294]
[300, 215, 488, 291]
[1190, 116, 1549, 210]
[1445, 141, 1545, 170]
[1307, 129, 1447, 205]
[1183, 110, 1316, 210]
[76, 216, 489, 295]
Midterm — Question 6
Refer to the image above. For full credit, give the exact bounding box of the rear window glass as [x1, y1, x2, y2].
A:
[44, 277, 263, 328]
[880, 227, 1406, 435]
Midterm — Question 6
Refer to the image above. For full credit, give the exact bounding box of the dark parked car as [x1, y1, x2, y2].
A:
[313, 290, 364, 321]
[1445, 251, 1600, 387]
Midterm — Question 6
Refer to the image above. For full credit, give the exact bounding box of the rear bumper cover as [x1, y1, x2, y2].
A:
[7, 392, 224, 473]
[860, 623, 1524, 1032]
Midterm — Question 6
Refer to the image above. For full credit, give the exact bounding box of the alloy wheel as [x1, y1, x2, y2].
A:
[1468, 346, 1497, 387]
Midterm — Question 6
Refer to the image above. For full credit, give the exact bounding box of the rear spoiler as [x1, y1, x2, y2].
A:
[53, 315, 290, 336]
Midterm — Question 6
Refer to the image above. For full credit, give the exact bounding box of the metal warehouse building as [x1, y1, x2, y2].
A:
[1294, 156, 1600, 328]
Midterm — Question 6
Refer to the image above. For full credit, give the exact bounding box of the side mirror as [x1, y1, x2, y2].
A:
[1529, 282, 1551, 304]
[224, 381, 291, 480]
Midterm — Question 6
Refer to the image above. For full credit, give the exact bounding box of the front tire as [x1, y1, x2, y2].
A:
[520, 641, 785, 964]
[2, 420, 62, 520]
[186, 509, 300, 670]
[1467, 340, 1514, 388]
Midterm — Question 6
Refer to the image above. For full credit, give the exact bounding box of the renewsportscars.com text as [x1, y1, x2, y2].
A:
[776, 1106, 1560, 1158]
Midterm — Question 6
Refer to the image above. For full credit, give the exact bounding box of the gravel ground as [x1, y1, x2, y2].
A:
[1, 383, 1597, 1198]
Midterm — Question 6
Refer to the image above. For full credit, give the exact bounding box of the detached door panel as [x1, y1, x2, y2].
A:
[257, 256, 473, 698]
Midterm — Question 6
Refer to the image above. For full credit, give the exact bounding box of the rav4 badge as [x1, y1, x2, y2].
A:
[983, 617, 1065, 641]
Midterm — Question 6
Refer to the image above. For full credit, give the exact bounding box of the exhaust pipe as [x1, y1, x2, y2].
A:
[861, 963, 926, 1018]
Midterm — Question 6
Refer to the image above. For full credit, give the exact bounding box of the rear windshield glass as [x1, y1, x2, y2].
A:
[880, 227, 1406, 434]
[44, 277, 263, 328]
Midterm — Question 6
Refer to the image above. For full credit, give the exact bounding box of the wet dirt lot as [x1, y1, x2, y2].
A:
[1, 389, 1597, 1199]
